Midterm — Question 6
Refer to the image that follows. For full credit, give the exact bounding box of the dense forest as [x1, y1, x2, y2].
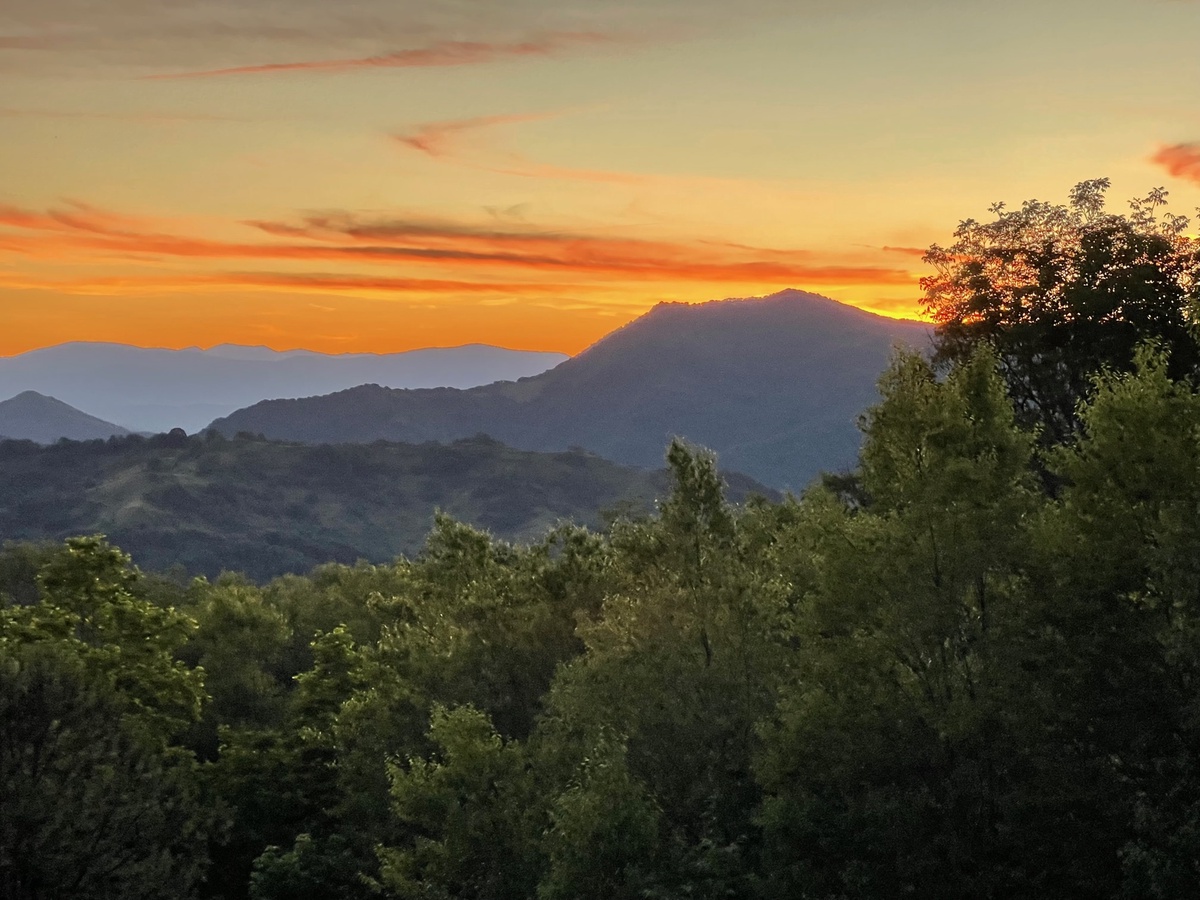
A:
[4, 180, 1200, 899]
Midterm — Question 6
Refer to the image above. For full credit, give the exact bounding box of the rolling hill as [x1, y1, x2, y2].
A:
[211, 290, 930, 489]
[0, 391, 132, 443]
[0, 431, 771, 581]
[0, 342, 567, 434]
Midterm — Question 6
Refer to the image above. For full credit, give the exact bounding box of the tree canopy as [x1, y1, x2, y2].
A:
[923, 178, 1200, 443]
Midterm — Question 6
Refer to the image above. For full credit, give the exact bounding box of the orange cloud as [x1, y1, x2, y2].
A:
[0, 270, 588, 297]
[1151, 142, 1200, 185]
[242, 213, 915, 284]
[0, 201, 918, 309]
[145, 32, 620, 80]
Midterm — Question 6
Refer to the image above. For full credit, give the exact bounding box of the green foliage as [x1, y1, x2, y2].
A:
[249, 834, 370, 900]
[0, 535, 204, 742]
[1040, 347, 1200, 895]
[534, 441, 791, 897]
[757, 348, 1044, 897]
[0, 647, 212, 900]
[0, 540, 216, 900]
[378, 705, 541, 900]
[180, 580, 293, 758]
[538, 730, 660, 900]
[201, 625, 373, 900]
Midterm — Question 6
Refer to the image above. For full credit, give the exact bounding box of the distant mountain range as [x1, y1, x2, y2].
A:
[212, 291, 930, 490]
[0, 391, 131, 443]
[0, 432, 771, 581]
[0, 342, 567, 434]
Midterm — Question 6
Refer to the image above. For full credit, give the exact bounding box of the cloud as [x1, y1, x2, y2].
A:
[1151, 142, 1200, 185]
[145, 31, 621, 79]
[395, 112, 553, 158]
[392, 111, 669, 186]
[880, 245, 928, 258]
[0, 200, 918, 294]
[242, 213, 906, 284]
[0, 199, 153, 236]
[0, 0, 805, 76]
[0, 270, 584, 297]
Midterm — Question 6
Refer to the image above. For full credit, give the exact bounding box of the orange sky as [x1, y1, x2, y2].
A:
[3, 0, 1200, 355]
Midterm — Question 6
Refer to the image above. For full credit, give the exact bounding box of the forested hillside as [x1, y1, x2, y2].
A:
[3, 181, 1200, 899]
[0, 431, 769, 580]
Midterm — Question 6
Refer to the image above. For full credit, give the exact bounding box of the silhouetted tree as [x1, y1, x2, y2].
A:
[923, 178, 1200, 444]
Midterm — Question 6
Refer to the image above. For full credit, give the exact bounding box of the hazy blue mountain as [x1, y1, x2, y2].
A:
[0, 342, 568, 434]
[211, 291, 931, 490]
[0, 432, 772, 581]
[0, 391, 132, 443]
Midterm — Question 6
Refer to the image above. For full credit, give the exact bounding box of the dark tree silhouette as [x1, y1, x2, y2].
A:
[923, 178, 1200, 444]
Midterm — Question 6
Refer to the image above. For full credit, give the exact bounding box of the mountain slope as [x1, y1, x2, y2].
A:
[0, 391, 131, 443]
[0, 432, 771, 581]
[0, 342, 567, 434]
[211, 291, 930, 489]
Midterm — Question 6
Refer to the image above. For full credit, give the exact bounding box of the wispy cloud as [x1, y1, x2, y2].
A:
[395, 112, 553, 158]
[0, 200, 918, 294]
[393, 112, 666, 186]
[145, 31, 621, 80]
[243, 213, 912, 284]
[880, 245, 928, 258]
[0, 270, 583, 297]
[1151, 142, 1200, 185]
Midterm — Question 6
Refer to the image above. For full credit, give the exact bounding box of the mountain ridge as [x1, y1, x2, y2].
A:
[211, 290, 931, 489]
[0, 342, 567, 433]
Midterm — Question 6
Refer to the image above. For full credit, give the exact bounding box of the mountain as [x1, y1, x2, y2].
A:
[211, 291, 930, 490]
[0, 432, 772, 581]
[0, 342, 567, 434]
[0, 391, 132, 443]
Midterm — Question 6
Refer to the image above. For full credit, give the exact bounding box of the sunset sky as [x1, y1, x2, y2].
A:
[3, 0, 1200, 356]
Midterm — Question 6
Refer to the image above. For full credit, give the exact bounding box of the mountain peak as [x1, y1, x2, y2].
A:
[210, 289, 932, 489]
[0, 391, 131, 444]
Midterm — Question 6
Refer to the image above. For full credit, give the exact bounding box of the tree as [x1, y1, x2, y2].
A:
[1, 535, 206, 744]
[534, 441, 791, 898]
[923, 179, 1200, 444]
[377, 705, 541, 900]
[1038, 348, 1200, 896]
[0, 537, 215, 899]
[0, 647, 211, 900]
[757, 349, 1064, 898]
[537, 729, 660, 900]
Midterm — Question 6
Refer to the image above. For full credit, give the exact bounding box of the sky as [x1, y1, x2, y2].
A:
[3, 0, 1200, 356]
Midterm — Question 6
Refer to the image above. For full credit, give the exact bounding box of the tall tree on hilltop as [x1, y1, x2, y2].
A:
[923, 178, 1200, 444]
